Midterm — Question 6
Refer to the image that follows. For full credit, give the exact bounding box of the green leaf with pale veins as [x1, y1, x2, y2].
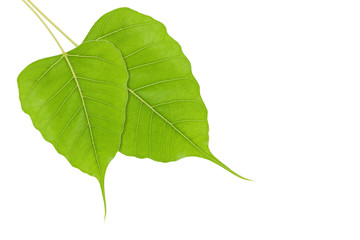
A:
[84, 8, 249, 180]
[18, 40, 129, 211]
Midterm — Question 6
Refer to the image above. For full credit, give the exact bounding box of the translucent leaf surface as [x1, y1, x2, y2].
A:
[18, 40, 129, 209]
[84, 8, 247, 179]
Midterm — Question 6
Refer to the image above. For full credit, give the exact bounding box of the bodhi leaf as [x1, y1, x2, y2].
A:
[84, 8, 248, 180]
[18, 40, 129, 210]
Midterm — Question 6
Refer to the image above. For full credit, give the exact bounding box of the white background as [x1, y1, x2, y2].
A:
[1, 0, 360, 239]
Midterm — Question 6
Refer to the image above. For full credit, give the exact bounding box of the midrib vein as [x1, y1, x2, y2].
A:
[93, 22, 212, 160]
[64, 54, 103, 180]
[128, 88, 214, 161]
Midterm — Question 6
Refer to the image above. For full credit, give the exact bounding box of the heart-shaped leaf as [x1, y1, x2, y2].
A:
[84, 8, 247, 179]
[18, 40, 129, 209]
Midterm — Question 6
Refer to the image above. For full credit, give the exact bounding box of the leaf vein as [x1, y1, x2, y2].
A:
[83, 96, 122, 111]
[33, 76, 74, 124]
[64, 55, 103, 183]
[92, 125, 118, 136]
[96, 22, 159, 40]
[77, 77, 124, 89]
[88, 114, 123, 125]
[123, 40, 169, 59]
[67, 54, 120, 68]
[43, 86, 77, 134]
[172, 119, 206, 124]
[24, 56, 64, 101]
[133, 77, 189, 92]
[127, 56, 183, 70]
[67, 124, 88, 158]
[55, 105, 84, 149]
[152, 100, 198, 108]
[128, 89, 215, 161]
[100, 11, 114, 36]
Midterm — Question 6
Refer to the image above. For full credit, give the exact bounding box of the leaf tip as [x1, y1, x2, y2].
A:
[209, 155, 253, 181]
[99, 179, 107, 220]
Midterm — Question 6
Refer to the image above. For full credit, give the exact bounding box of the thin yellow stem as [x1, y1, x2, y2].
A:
[27, 0, 79, 47]
[22, 0, 66, 55]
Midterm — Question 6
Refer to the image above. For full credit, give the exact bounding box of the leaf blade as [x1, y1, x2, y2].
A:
[84, 8, 248, 179]
[18, 40, 129, 210]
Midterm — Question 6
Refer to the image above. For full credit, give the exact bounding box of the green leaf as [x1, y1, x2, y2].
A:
[84, 8, 248, 180]
[18, 40, 129, 210]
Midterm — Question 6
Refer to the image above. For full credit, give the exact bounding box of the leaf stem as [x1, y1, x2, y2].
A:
[22, 0, 66, 55]
[26, 0, 79, 47]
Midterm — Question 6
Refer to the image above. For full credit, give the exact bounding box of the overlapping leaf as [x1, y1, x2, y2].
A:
[84, 8, 247, 179]
[18, 2, 249, 216]
[18, 40, 129, 208]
